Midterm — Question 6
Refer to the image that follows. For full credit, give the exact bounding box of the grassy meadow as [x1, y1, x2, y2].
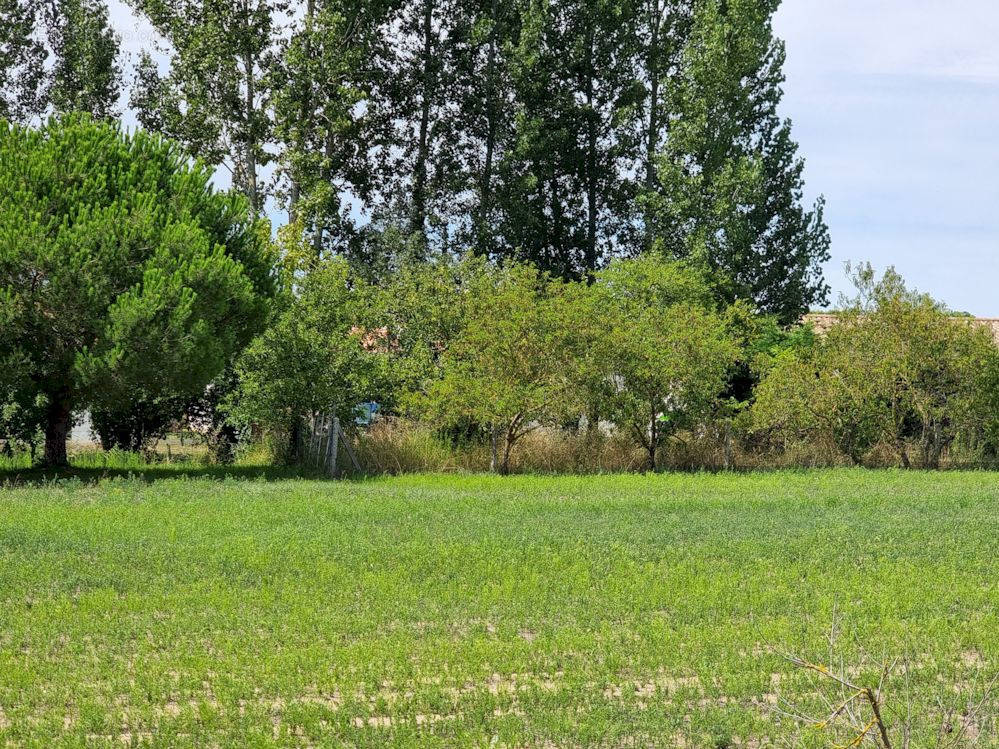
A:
[0, 469, 997, 746]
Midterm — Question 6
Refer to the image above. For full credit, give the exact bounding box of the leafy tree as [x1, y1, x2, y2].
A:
[753, 265, 996, 467]
[419, 257, 583, 473]
[0, 0, 48, 123]
[0, 116, 276, 465]
[1, 0, 122, 123]
[377, 258, 466, 401]
[272, 0, 392, 259]
[649, 0, 829, 324]
[45, 0, 123, 118]
[129, 0, 286, 212]
[230, 256, 388, 461]
[587, 255, 738, 469]
[491, 0, 643, 278]
[751, 335, 883, 465]
[635, 0, 693, 251]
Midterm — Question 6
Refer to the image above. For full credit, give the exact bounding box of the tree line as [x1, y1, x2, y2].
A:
[4, 0, 829, 324]
[12, 2, 987, 472]
[1, 118, 996, 471]
[232, 253, 999, 474]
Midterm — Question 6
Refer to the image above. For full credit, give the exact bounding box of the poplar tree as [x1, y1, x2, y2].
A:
[129, 0, 285, 213]
[0, 0, 47, 123]
[272, 0, 392, 259]
[1, 0, 122, 123]
[45, 0, 123, 118]
[491, 0, 643, 278]
[650, 0, 830, 323]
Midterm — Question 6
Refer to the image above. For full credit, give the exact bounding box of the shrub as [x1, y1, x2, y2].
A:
[416, 257, 584, 474]
[230, 256, 388, 462]
[752, 265, 996, 467]
[584, 256, 740, 470]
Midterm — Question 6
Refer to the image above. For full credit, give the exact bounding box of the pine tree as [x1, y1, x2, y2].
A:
[0, 116, 276, 465]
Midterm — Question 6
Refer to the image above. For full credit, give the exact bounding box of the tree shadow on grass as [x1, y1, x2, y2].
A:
[0, 462, 335, 487]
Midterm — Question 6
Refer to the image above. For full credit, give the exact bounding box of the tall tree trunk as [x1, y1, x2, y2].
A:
[288, 0, 316, 224]
[243, 43, 259, 214]
[476, 0, 499, 256]
[584, 25, 598, 273]
[43, 395, 72, 467]
[643, 0, 663, 251]
[411, 0, 434, 249]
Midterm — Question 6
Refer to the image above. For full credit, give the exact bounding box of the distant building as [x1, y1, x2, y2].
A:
[803, 313, 999, 345]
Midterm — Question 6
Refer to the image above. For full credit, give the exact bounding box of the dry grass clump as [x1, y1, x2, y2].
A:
[355, 419, 474, 474]
[355, 419, 648, 475]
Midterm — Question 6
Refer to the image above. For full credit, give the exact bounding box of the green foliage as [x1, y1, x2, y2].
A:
[0, 115, 275, 464]
[0, 0, 48, 123]
[271, 0, 389, 257]
[128, 0, 283, 212]
[587, 255, 739, 468]
[417, 257, 584, 473]
[649, 0, 830, 323]
[44, 0, 123, 119]
[753, 264, 996, 467]
[230, 255, 388, 459]
[377, 258, 467, 402]
[0, 0, 122, 123]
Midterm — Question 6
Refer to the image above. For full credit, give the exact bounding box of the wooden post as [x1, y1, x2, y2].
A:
[338, 422, 361, 473]
[326, 416, 340, 478]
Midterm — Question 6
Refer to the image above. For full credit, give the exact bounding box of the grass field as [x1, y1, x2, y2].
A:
[0, 470, 997, 747]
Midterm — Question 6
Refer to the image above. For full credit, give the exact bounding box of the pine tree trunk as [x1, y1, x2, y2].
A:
[43, 396, 72, 467]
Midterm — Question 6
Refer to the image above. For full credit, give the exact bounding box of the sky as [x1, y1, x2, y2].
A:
[772, 0, 999, 314]
[106, 0, 999, 315]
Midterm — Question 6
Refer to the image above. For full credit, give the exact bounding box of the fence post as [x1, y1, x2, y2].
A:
[326, 416, 340, 478]
[338, 421, 361, 473]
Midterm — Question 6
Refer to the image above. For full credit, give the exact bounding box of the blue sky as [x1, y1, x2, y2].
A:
[773, 1, 999, 314]
[107, 0, 999, 314]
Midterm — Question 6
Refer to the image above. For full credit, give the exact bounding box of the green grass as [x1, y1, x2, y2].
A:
[1, 470, 997, 746]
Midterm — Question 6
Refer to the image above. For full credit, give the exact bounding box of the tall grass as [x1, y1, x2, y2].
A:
[4, 420, 992, 477]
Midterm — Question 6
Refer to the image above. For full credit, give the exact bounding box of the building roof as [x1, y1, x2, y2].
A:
[803, 313, 999, 344]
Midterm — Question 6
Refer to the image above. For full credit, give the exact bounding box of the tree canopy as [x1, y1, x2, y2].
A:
[0, 115, 276, 464]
